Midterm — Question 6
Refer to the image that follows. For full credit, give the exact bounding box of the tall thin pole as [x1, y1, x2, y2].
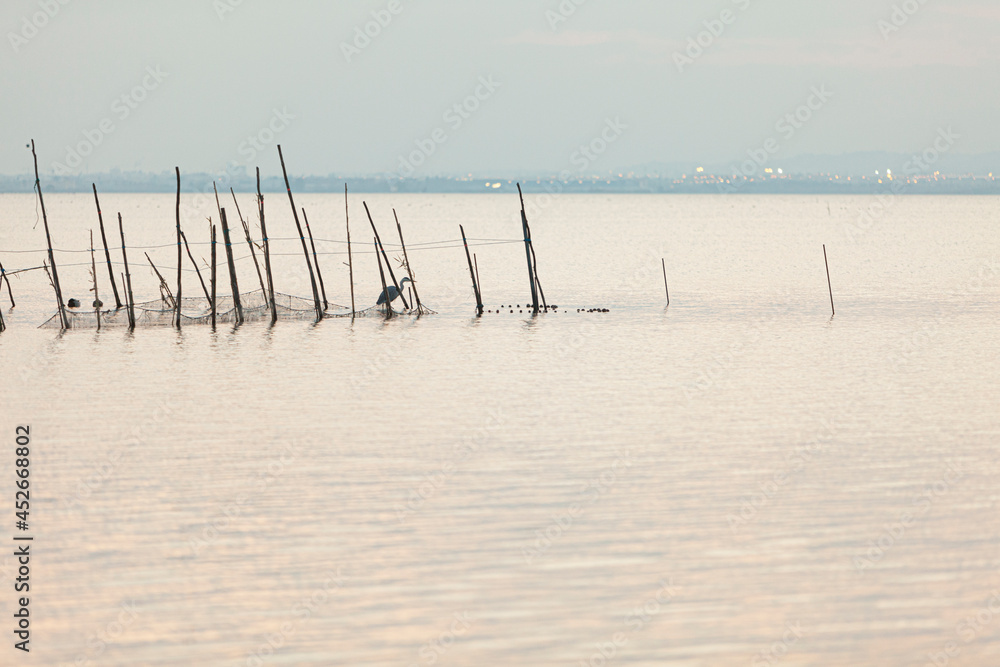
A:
[662, 258, 670, 306]
[210, 223, 217, 328]
[277, 145, 322, 320]
[89, 230, 101, 330]
[375, 238, 392, 318]
[363, 202, 408, 310]
[232, 187, 268, 303]
[220, 208, 244, 324]
[823, 244, 835, 317]
[174, 167, 183, 329]
[394, 209, 422, 312]
[345, 184, 355, 315]
[118, 213, 135, 330]
[460, 224, 483, 316]
[302, 208, 328, 310]
[257, 168, 277, 324]
[474, 253, 482, 307]
[31, 140, 67, 329]
[516, 183, 539, 314]
[180, 230, 211, 307]
[92, 184, 122, 309]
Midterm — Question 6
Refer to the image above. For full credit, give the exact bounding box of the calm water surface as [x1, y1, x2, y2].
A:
[1, 193, 999, 665]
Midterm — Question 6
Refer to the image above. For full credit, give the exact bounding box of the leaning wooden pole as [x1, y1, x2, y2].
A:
[516, 183, 539, 314]
[232, 187, 268, 303]
[460, 225, 483, 316]
[301, 208, 329, 310]
[0, 261, 14, 307]
[118, 213, 135, 329]
[180, 230, 211, 307]
[174, 167, 183, 328]
[32, 140, 68, 329]
[210, 223, 217, 328]
[375, 238, 392, 319]
[345, 184, 356, 315]
[146, 252, 175, 308]
[277, 145, 322, 320]
[219, 208, 244, 324]
[394, 209, 422, 311]
[92, 184, 123, 309]
[257, 168, 277, 325]
[363, 202, 409, 310]
[662, 258, 670, 306]
[823, 244, 835, 317]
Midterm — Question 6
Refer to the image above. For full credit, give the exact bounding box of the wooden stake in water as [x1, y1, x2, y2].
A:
[89, 230, 101, 330]
[516, 183, 539, 314]
[232, 187, 268, 303]
[31, 140, 68, 329]
[219, 208, 244, 324]
[92, 184, 122, 309]
[345, 184, 355, 315]
[277, 145, 323, 320]
[662, 258, 670, 306]
[364, 202, 409, 310]
[459, 224, 483, 316]
[394, 209, 422, 312]
[180, 230, 211, 307]
[0, 261, 14, 308]
[257, 168, 277, 324]
[375, 237, 392, 318]
[823, 244, 835, 317]
[210, 223, 217, 328]
[118, 213, 136, 329]
[302, 208, 329, 310]
[174, 167, 183, 329]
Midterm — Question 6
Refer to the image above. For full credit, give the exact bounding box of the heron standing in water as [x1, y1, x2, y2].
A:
[376, 276, 412, 308]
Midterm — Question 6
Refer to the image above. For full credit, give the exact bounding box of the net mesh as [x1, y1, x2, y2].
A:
[39, 289, 435, 329]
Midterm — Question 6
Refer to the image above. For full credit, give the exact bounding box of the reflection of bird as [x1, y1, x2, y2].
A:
[376, 277, 412, 306]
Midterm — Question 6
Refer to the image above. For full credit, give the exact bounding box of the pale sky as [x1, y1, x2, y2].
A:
[1, 0, 997, 178]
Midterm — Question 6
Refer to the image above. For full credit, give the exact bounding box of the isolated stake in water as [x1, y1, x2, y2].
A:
[219, 208, 244, 324]
[823, 244, 835, 316]
[277, 144, 322, 321]
[174, 167, 183, 329]
[662, 258, 670, 306]
[346, 184, 355, 315]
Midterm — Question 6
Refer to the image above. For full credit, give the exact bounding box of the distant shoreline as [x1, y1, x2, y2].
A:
[0, 174, 997, 196]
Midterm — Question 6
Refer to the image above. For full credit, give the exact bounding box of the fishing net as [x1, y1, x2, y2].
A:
[38, 289, 435, 329]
